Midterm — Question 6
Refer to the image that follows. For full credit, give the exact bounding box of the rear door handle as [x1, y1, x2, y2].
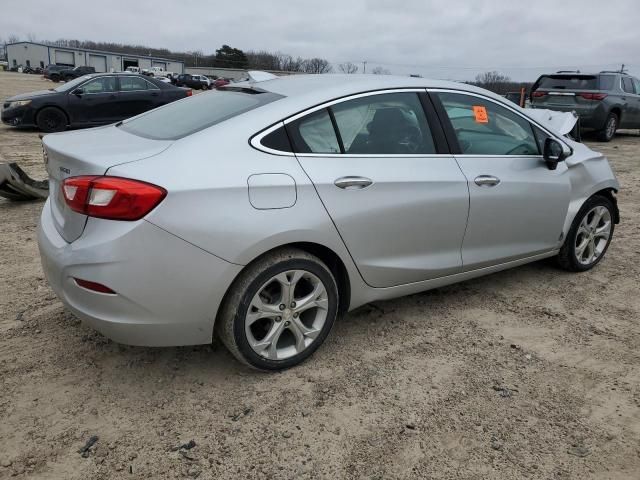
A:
[474, 175, 501, 187]
[334, 176, 373, 190]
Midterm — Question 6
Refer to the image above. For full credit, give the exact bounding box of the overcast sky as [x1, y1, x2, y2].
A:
[3, 0, 638, 80]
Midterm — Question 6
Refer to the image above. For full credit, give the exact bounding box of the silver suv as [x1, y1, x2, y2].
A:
[531, 71, 640, 141]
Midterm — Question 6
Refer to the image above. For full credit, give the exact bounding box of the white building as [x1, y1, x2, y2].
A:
[6, 42, 184, 74]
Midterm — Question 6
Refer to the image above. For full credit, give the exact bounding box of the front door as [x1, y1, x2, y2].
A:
[67, 76, 119, 124]
[290, 91, 470, 288]
[433, 91, 571, 270]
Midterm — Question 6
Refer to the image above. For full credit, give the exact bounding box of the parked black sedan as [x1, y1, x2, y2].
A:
[1, 73, 192, 132]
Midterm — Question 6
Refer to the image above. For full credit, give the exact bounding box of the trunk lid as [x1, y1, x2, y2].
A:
[531, 74, 599, 108]
[43, 125, 172, 242]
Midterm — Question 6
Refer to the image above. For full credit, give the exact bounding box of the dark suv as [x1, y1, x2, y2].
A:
[531, 71, 640, 141]
[49, 66, 96, 83]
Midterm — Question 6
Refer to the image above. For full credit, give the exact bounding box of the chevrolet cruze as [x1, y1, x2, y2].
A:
[38, 73, 620, 370]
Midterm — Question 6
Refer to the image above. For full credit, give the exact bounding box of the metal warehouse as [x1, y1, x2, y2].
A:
[6, 42, 185, 74]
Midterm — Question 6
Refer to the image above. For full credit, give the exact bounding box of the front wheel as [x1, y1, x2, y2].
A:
[217, 248, 339, 370]
[557, 195, 615, 272]
[36, 107, 67, 133]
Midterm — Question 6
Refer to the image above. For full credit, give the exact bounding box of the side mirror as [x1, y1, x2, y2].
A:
[72, 88, 84, 96]
[543, 137, 571, 170]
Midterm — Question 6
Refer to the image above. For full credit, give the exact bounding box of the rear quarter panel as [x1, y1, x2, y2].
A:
[105, 116, 371, 309]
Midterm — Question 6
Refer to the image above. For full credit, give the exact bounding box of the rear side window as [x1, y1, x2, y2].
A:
[538, 75, 598, 90]
[260, 126, 292, 152]
[332, 92, 436, 154]
[119, 76, 148, 91]
[119, 90, 283, 140]
[599, 75, 615, 90]
[622, 77, 635, 94]
[437, 92, 539, 156]
[289, 109, 341, 154]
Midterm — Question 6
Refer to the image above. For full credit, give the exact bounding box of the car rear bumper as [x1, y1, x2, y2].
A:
[37, 199, 242, 346]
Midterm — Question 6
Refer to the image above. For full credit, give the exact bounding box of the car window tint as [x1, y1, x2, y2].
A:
[82, 77, 117, 94]
[438, 92, 539, 156]
[120, 76, 148, 91]
[260, 126, 292, 152]
[599, 75, 615, 90]
[119, 90, 283, 140]
[291, 109, 340, 154]
[331, 92, 435, 154]
[622, 77, 635, 94]
[538, 75, 598, 90]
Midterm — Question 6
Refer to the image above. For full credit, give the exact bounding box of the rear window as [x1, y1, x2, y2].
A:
[537, 75, 598, 90]
[118, 89, 283, 140]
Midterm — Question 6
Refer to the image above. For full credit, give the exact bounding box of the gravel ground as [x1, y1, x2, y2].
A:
[0, 71, 639, 479]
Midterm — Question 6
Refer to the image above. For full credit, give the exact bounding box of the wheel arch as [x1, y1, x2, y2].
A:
[214, 241, 352, 342]
[592, 187, 620, 224]
[609, 106, 622, 123]
[35, 105, 70, 127]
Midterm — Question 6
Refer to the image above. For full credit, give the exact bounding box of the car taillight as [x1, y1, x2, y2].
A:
[62, 176, 166, 221]
[578, 92, 607, 100]
[186, 89, 192, 97]
[532, 91, 547, 98]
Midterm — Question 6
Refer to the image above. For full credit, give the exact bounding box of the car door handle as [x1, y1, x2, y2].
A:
[474, 175, 501, 187]
[334, 176, 373, 190]
[151, 92, 159, 96]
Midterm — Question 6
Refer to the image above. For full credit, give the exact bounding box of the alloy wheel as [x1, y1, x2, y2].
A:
[574, 206, 612, 266]
[245, 270, 329, 360]
[605, 116, 617, 140]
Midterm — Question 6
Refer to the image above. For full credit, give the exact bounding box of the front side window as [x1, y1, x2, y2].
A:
[633, 78, 640, 95]
[81, 77, 117, 94]
[119, 76, 148, 91]
[437, 92, 539, 156]
[332, 92, 435, 154]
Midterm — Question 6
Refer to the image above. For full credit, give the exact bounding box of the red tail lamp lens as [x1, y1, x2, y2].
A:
[62, 176, 166, 221]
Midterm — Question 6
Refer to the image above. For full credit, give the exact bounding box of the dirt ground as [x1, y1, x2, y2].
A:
[0, 70, 639, 479]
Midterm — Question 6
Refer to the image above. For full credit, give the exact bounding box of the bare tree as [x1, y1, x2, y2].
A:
[302, 58, 333, 74]
[473, 71, 512, 94]
[371, 66, 391, 75]
[338, 62, 359, 74]
[7, 34, 20, 44]
[26, 33, 37, 42]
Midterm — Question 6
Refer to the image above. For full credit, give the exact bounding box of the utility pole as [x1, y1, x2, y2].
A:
[363, 61, 367, 74]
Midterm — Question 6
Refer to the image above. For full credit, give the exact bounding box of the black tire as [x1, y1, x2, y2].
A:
[217, 248, 339, 371]
[557, 195, 615, 272]
[50, 74, 60, 83]
[36, 107, 67, 133]
[596, 112, 618, 142]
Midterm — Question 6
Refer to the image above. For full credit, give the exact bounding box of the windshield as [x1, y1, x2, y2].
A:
[53, 75, 94, 92]
[118, 89, 284, 140]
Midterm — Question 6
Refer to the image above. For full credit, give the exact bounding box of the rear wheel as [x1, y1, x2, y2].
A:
[597, 112, 618, 142]
[557, 195, 615, 272]
[49, 74, 60, 83]
[36, 107, 67, 133]
[217, 248, 339, 370]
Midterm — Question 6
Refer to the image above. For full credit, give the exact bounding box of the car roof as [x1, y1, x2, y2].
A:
[233, 74, 511, 110]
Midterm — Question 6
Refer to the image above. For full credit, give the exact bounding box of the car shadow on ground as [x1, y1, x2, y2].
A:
[65, 258, 564, 381]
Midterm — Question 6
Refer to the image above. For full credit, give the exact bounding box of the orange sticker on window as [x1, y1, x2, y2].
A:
[473, 105, 489, 123]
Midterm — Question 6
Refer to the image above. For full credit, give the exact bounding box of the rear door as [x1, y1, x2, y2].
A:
[67, 76, 120, 124]
[433, 90, 571, 270]
[289, 90, 470, 288]
[116, 76, 160, 118]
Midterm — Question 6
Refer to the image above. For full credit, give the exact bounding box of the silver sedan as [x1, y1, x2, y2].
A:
[38, 73, 620, 370]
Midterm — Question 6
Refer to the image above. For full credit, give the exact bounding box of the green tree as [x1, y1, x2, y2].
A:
[214, 45, 248, 69]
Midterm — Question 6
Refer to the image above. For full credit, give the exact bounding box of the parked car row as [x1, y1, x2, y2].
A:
[2, 72, 192, 132]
